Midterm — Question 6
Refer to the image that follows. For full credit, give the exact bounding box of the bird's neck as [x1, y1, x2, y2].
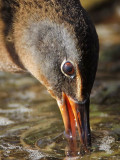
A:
[0, 18, 25, 73]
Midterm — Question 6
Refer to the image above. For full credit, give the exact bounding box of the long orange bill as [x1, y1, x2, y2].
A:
[57, 92, 91, 151]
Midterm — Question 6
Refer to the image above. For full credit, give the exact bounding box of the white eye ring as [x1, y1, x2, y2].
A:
[61, 60, 75, 78]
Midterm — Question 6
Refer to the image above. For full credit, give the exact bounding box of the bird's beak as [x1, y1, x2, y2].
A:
[57, 92, 91, 149]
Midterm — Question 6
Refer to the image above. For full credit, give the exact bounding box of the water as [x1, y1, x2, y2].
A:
[0, 1, 120, 159]
[0, 72, 119, 159]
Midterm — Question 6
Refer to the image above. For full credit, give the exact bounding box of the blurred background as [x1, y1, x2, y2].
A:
[82, 0, 120, 105]
[82, 0, 120, 77]
[0, 0, 120, 159]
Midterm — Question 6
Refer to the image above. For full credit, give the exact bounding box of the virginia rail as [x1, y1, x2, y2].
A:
[0, 0, 99, 149]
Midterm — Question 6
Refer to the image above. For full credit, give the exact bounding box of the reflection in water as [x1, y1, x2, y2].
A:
[0, 1, 120, 159]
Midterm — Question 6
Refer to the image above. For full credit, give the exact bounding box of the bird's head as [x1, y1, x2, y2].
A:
[13, 0, 99, 148]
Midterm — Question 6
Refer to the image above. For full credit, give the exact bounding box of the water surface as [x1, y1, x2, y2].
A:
[0, 70, 120, 160]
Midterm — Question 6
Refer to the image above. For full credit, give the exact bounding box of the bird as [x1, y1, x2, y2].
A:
[0, 0, 99, 150]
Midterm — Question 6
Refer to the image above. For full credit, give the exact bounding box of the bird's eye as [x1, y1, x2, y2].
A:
[62, 61, 75, 77]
